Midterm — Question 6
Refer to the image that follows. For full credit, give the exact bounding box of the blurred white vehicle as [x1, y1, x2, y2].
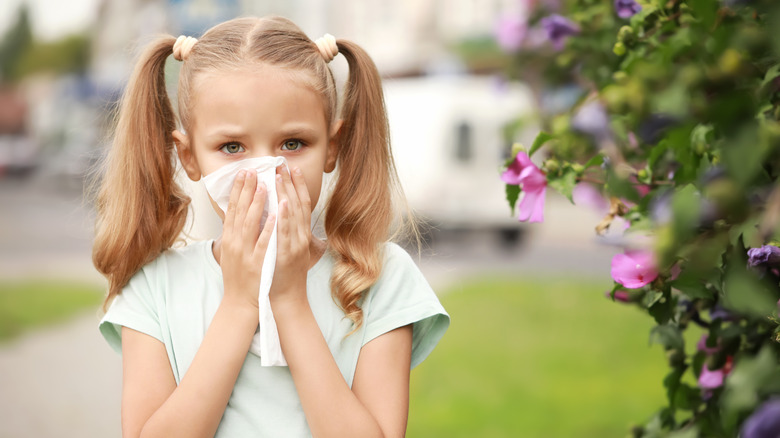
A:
[383, 75, 536, 241]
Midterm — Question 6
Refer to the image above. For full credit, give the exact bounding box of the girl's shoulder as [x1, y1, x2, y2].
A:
[137, 239, 218, 279]
[377, 241, 425, 280]
[362, 241, 450, 369]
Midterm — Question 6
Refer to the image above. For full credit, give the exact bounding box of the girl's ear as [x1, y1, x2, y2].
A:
[173, 130, 202, 181]
[325, 119, 343, 173]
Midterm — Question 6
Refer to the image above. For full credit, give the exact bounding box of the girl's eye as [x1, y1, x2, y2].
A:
[281, 140, 304, 151]
[220, 143, 245, 154]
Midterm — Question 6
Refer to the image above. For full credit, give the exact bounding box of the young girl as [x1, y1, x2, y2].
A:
[92, 15, 449, 438]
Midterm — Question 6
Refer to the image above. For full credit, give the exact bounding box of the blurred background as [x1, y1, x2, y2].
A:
[0, 0, 661, 437]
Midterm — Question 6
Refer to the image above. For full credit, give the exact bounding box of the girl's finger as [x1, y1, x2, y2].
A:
[234, 170, 258, 232]
[243, 182, 267, 244]
[224, 169, 247, 232]
[280, 165, 300, 217]
[254, 213, 276, 256]
[290, 167, 312, 223]
[276, 171, 298, 231]
[277, 199, 289, 251]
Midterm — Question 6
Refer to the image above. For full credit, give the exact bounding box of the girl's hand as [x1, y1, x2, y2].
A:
[270, 166, 312, 305]
[220, 169, 276, 310]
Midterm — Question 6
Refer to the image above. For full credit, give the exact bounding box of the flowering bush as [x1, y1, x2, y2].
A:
[496, 0, 780, 435]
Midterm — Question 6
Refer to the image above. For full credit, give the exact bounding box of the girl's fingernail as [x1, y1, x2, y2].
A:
[257, 182, 266, 192]
[276, 175, 282, 183]
[237, 170, 246, 179]
[294, 167, 302, 176]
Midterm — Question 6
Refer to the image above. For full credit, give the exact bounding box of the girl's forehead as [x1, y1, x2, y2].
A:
[191, 64, 319, 96]
[186, 65, 330, 133]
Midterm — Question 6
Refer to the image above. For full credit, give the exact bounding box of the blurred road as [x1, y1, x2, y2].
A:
[0, 175, 619, 438]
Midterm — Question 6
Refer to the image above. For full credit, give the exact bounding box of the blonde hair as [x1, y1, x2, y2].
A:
[92, 16, 409, 329]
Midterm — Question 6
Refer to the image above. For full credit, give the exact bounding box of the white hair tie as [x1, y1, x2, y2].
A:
[173, 35, 198, 61]
[314, 33, 338, 63]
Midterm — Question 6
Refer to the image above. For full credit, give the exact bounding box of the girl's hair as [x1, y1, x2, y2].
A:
[93, 16, 409, 329]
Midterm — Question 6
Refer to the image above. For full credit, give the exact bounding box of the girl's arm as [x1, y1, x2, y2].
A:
[272, 168, 413, 438]
[121, 170, 275, 438]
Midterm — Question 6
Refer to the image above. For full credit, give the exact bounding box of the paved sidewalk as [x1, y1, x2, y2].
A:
[0, 311, 121, 438]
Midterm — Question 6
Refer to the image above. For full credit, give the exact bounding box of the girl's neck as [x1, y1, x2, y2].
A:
[211, 236, 327, 271]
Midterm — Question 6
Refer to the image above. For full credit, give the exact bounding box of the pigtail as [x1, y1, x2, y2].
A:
[92, 36, 190, 310]
[325, 40, 407, 329]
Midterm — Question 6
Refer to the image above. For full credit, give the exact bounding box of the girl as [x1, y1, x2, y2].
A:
[92, 16, 449, 438]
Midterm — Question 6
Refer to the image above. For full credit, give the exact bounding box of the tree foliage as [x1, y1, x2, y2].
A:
[0, 5, 33, 82]
[0, 5, 92, 83]
[496, 0, 780, 436]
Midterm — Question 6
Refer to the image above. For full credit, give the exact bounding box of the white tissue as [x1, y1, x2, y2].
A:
[202, 156, 287, 366]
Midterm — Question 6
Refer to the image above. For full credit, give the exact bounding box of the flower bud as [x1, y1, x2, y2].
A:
[613, 42, 627, 56]
[618, 25, 635, 44]
[544, 159, 560, 174]
[511, 143, 526, 156]
[612, 71, 629, 84]
[718, 49, 743, 76]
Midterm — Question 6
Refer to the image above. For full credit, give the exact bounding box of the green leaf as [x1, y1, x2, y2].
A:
[672, 384, 701, 412]
[723, 238, 779, 318]
[670, 273, 713, 300]
[723, 263, 779, 318]
[649, 294, 675, 325]
[528, 132, 553, 158]
[689, 0, 717, 29]
[650, 324, 684, 350]
[723, 346, 777, 414]
[668, 426, 699, 438]
[761, 63, 780, 90]
[505, 184, 521, 216]
[547, 168, 577, 203]
[671, 184, 701, 243]
[663, 367, 685, 408]
[583, 153, 604, 169]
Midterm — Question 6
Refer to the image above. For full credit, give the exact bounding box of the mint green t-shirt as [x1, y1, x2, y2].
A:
[99, 240, 449, 437]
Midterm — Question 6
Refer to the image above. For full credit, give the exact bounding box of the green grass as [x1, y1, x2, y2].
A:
[0, 280, 104, 341]
[408, 275, 674, 438]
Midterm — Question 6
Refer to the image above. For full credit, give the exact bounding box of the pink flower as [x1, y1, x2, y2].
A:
[502, 152, 547, 223]
[610, 250, 658, 289]
[696, 334, 720, 355]
[605, 289, 631, 303]
[573, 183, 609, 213]
[495, 16, 528, 52]
[698, 365, 725, 389]
[698, 357, 733, 390]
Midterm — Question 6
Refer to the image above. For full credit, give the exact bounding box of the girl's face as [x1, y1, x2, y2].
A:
[174, 65, 338, 219]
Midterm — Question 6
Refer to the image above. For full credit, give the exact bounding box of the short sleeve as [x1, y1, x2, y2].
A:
[99, 266, 164, 354]
[362, 243, 450, 369]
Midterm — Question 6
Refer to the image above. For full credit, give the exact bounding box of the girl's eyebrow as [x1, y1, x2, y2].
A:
[204, 126, 247, 139]
[277, 125, 319, 138]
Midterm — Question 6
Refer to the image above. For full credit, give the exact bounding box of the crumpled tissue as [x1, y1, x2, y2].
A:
[202, 156, 288, 366]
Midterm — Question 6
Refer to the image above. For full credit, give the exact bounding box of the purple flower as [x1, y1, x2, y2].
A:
[540, 14, 580, 50]
[741, 398, 780, 438]
[502, 152, 547, 223]
[495, 16, 528, 52]
[571, 100, 611, 141]
[710, 304, 736, 322]
[615, 0, 642, 19]
[747, 245, 780, 269]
